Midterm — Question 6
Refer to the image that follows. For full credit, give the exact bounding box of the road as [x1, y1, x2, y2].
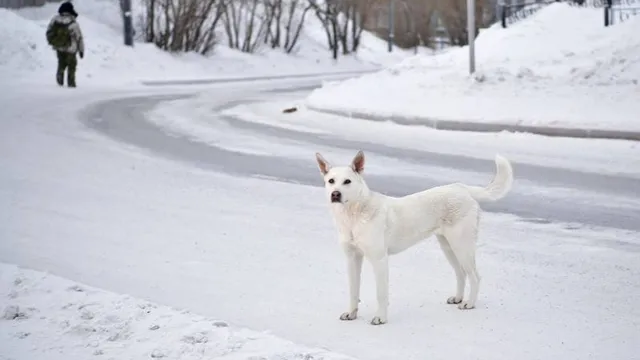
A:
[81, 82, 640, 233]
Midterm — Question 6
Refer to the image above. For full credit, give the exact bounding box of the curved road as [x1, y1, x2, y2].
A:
[80, 83, 640, 234]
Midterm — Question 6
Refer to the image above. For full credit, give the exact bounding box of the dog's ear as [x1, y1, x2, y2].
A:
[315, 152, 331, 175]
[351, 150, 365, 174]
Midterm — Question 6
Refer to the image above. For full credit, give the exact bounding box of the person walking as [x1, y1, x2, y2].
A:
[46, 2, 85, 88]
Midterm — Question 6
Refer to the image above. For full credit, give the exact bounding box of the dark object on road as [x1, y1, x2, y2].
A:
[282, 107, 298, 114]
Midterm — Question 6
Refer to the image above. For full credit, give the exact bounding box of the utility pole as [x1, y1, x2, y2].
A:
[121, 0, 134, 47]
[467, 0, 476, 74]
[388, 0, 395, 52]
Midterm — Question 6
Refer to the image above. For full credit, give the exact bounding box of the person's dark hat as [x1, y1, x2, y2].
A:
[58, 2, 78, 17]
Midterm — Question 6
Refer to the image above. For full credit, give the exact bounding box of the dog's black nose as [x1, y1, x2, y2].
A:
[331, 191, 342, 203]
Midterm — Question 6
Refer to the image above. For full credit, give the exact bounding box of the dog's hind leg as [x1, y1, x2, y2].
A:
[444, 217, 481, 310]
[437, 235, 465, 305]
[455, 251, 480, 310]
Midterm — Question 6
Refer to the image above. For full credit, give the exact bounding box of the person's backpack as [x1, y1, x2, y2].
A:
[46, 21, 73, 48]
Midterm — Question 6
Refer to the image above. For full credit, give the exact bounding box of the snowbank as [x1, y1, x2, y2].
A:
[0, 5, 208, 86]
[0, 0, 416, 86]
[221, 97, 640, 178]
[305, 3, 640, 132]
[0, 262, 356, 360]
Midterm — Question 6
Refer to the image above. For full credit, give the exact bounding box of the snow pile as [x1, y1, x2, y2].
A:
[0, 5, 210, 85]
[0, 262, 356, 360]
[473, 5, 640, 85]
[222, 98, 640, 177]
[0, 8, 53, 73]
[316, 3, 640, 86]
[305, 3, 640, 131]
[0, 0, 416, 86]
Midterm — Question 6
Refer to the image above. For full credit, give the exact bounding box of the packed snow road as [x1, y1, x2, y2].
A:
[82, 82, 640, 233]
[1, 77, 639, 360]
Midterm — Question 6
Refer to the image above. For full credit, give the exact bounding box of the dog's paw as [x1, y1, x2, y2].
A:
[339, 309, 358, 321]
[457, 301, 475, 310]
[447, 296, 463, 304]
[370, 316, 387, 326]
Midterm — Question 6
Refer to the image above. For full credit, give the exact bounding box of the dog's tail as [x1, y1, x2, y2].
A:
[464, 154, 513, 202]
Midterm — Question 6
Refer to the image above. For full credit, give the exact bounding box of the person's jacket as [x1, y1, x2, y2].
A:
[47, 13, 85, 55]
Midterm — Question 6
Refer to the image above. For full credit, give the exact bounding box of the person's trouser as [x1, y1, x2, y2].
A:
[56, 51, 77, 87]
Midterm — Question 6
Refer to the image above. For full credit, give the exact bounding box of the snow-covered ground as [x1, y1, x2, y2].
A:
[305, 3, 640, 132]
[0, 0, 418, 87]
[0, 262, 355, 360]
[2, 82, 640, 360]
[169, 90, 639, 178]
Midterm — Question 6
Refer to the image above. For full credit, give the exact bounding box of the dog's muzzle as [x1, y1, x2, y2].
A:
[331, 191, 342, 203]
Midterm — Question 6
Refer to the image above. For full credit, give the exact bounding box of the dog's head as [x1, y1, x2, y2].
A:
[315, 150, 368, 205]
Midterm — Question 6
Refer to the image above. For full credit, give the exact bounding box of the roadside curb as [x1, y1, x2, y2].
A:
[306, 105, 640, 142]
[139, 69, 378, 87]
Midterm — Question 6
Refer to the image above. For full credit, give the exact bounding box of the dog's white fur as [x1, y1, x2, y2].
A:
[315, 150, 513, 325]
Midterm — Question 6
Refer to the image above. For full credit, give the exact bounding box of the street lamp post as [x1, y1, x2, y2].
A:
[467, 0, 476, 74]
[121, 0, 134, 47]
[388, 0, 395, 52]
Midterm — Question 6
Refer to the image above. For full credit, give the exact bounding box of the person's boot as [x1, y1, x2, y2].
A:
[56, 72, 64, 86]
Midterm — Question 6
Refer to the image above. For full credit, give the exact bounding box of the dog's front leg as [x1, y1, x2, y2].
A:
[369, 255, 389, 325]
[340, 244, 363, 321]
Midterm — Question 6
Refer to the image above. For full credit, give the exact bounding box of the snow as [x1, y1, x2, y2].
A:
[217, 93, 640, 178]
[0, 262, 356, 360]
[143, 87, 508, 180]
[2, 85, 640, 360]
[0, 0, 418, 87]
[141, 84, 640, 180]
[305, 3, 640, 132]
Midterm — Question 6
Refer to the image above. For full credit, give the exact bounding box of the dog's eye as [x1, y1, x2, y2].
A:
[343, 179, 351, 185]
[328, 178, 335, 184]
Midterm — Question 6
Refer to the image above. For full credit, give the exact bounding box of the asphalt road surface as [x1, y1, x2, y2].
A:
[80, 82, 640, 235]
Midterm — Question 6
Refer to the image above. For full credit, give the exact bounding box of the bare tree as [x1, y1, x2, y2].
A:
[282, 0, 313, 53]
[221, 0, 269, 53]
[263, 0, 284, 48]
[143, 0, 156, 42]
[138, 0, 349, 57]
[262, 0, 312, 53]
[309, 0, 371, 59]
[142, 0, 225, 54]
[308, 0, 338, 58]
[338, 0, 369, 53]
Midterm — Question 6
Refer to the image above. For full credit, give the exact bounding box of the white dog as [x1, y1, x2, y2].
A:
[315, 150, 513, 325]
